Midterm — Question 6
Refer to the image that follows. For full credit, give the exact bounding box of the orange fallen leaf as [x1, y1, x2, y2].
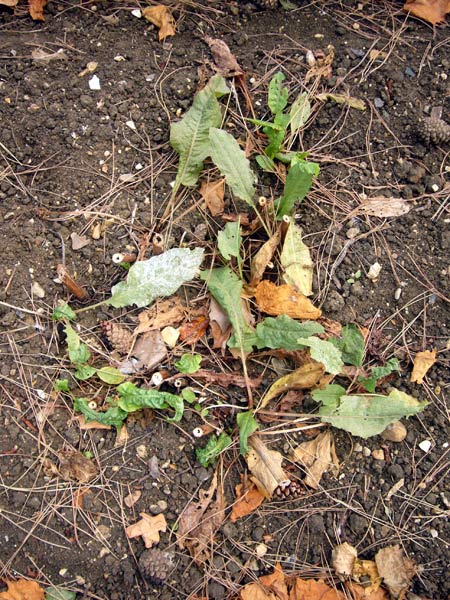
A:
[410, 349, 437, 384]
[230, 478, 265, 522]
[241, 564, 288, 600]
[124, 489, 142, 508]
[126, 512, 167, 548]
[0, 0, 18, 6]
[345, 582, 388, 600]
[200, 178, 225, 216]
[255, 280, 322, 320]
[77, 415, 112, 430]
[0, 579, 45, 600]
[403, 0, 450, 24]
[290, 578, 344, 600]
[142, 5, 176, 41]
[28, 0, 46, 20]
[179, 315, 209, 344]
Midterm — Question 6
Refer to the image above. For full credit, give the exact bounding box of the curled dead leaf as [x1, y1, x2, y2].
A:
[0, 579, 45, 600]
[58, 449, 98, 483]
[204, 36, 243, 77]
[246, 435, 290, 499]
[142, 5, 175, 40]
[403, 0, 450, 25]
[124, 490, 142, 508]
[353, 196, 411, 218]
[240, 564, 288, 600]
[250, 230, 281, 286]
[352, 559, 381, 594]
[255, 281, 322, 320]
[135, 297, 185, 335]
[291, 430, 339, 489]
[126, 512, 167, 548]
[290, 577, 344, 600]
[410, 349, 437, 384]
[200, 178, 225, 216]
[374, 545, 416, 599]
[230, 478, 265, 522]
[332, 542, 358, 577]
[261, 359, 325, 408]
[179, 315, 209, 344]
[29, 0, 46, 20]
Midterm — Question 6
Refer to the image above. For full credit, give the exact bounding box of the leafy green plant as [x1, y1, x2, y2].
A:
[358, 358, 399, 393]
[175, 353, 202, 374]
[196, 432, 233, 467]
[236, 410, 258, 455]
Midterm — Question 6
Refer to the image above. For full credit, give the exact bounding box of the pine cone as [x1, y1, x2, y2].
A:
[139, 548, 175, 585]
[418, 116, 450, 145]
[100, 321, 133, 354]
[256, 0, 279, 7]
[275, 480, 304, 499]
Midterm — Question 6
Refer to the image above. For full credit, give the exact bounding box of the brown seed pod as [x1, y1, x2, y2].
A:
[139, 548, 175, 585]
[275, 480, 304, 499]
[100, 321, 133, 355]
[418, 116, 450, 145]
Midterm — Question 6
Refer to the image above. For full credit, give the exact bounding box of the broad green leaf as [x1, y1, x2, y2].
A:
[359, 358, 400, 393]
[289, 92, 311, 134]
[319, 389, 428, 439]
[248, 117, 285, 130]
[64, 323, 91, 365]
[255, 315, 324, 350]
[170, 75, 229, 188]
[237, 410, 259, 455]
[54, 379, 70, 392]
[97, 366, 126, 385]
[181, 387, 197, 403]
[200, 267, 256, 353]
[297, 337, 344, 375]
[217, 221, 241, 261]
[311, 384, 347, 407]
[175, 353, 202, 374]
[52, 302, 76, 321]
[268, 72, 289, 115]
[109, 247, 204, 308]
[330, 324, 364, 367]
[74, 364, 97, 380]
[255, 153, 276, 172]
[276, 162, 314, 218]
[196, 432, 232, 467]
[265, 112, 289, 158]
[209, 128, 255, 206]
[117, 382, 184, 422]
[280, 217, 313, 296]
[46, 587, 76, 600]
[74, 398, 127, 430]
[290, 155, 320, 175]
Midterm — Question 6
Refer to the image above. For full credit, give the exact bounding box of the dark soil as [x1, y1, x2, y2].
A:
[0, 1, 449, 599]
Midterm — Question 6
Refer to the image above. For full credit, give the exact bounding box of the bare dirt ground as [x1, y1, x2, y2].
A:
[0, 1, 449, 599]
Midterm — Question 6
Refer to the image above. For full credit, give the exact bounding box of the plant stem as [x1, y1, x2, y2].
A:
[75, 299, 109, 314]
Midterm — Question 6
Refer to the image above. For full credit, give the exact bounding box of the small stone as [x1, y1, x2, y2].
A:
[382, 421, 407, 442]
[363, 447, 371, 457]
[256, 543, 268, 558]
[88, 75, 101, 91]
[374, 97, 384, 108]
[31, 281, 46, 298]
[346, 226, 360, 239]
[354, 443, 363, 453]
[136, 445, 148, 460]
[372, 449, 385, 460]
[419, 440, 432, 452]
[157, 500, 168, 511]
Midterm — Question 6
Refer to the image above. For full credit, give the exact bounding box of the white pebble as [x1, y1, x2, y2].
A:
[367, 261, 382, 282]
[126, 120, 136, 130]
[131, 8, 142, 18]
[31, 281, 46, 298]
[88, 75, 101, 90]
[431, 183, 439, 192]
[419, 440, 432, 453]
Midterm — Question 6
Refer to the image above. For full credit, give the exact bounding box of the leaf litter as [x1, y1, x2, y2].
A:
[125, 513, 167, 548]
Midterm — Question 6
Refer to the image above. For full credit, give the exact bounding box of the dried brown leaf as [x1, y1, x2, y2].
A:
[332, 542, 357, 577]
[305, 45, 334, 83]
[124, 490, 142, 508]
[0, 0, 18, 6]
[291, 431, 339, 489]
[200, 178, 225, 216]
[352, 560, 381, 594]
[250, 229, 281, 286]
[410, 349, 437, 384]
[345, 582, 389, 600]
[255, 281, 322, 320]
[209, 297, 231, 349]
[77, 415, 112, 430]
[316, 93, 366, 111]
[0, 580, 45, 600]
[375, 545, 416, 599]
[204, 35, 243, 77]
[127, 330, 167, 372]
[230, 478, 265, 522]
[240, 564, 288, 600]
[290, 577, 344, 600]
[246, 435, 290, 499]
[177, 472, 225, 564]
[126, 512, 167, 548]
[135, 297, 185, 335]
[70, 232, 90, 250]
[29, 0, 46, 20]
[354, 196, 411, 218]
[403, 0, 450, 24]
[58, 449, 98, 483]
[142, 5, 175, 40]
[179, 315, 209, 344]
[190, 369, 262, 389]
[261, 360, 325, 408]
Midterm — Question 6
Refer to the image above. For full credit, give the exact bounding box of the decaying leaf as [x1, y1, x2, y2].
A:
[255, 281, 322, 320]
[123, 329, 168, 373]
[240, 564, 288, 600]
[0, 0, 18, 6]
[352, 559, 381, 594]
[177, 472, 225, 565]
[142, 5, 175, 40]
[245, 435, 290, 498]
[316, 93, 366, 111]
[200, 178, 225, 216]
[126, 512, 167, 548]
[410, 349, 437, 384]
[58, 449, 98, 483]
[250, 229, 281, 286]
[403, 0, 450, 25]
[31, 48, 67, 63]
[353, 196, 411, 218]
[179, 315, 209, 344]
[70, 232, 90, 250]
[204, 35, 243, 77]
[290, 577, 344, 600]
[332, 542, 358, 577]
[280, 218, 314, 296]
[261, 360, 325, 408]
[209, 297, 231, 349]
[375, 545, 416, 598]
[29, 0, 46, 20]
[76, 415, 112, 430]
[345, 583, 389, 600]
[0, 579, 45, 600]
[305, 45, 334, 83]
[124, 490, 142, 508]
[190, 369, 262, 389]
[135, 297, 185, 335]
[230, 478, 265, 522]
[291, 430, 339, 489]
